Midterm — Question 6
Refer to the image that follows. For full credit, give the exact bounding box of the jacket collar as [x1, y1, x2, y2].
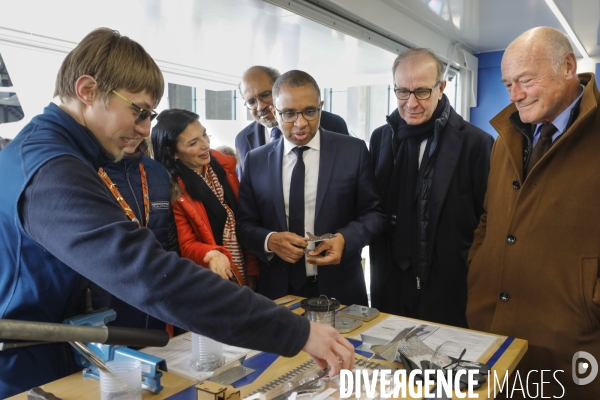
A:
[492, 73, 597, 140]
[44, 103, 114, 169]
[490, 73, 599, 179]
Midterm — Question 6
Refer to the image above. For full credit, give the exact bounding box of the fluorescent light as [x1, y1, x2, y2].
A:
[544, 0, 589, 58]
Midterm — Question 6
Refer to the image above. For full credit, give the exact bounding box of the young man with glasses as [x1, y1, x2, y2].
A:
[369, 48, 494, 328]
[237, 70, 385, 306]
[0, 29, 354, 398]
[235, 65, 349, 176]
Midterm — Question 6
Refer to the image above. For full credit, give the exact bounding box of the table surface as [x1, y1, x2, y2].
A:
[8, 296, 527, 400]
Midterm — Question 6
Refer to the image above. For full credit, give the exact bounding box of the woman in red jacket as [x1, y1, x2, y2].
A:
[152, 109, 258, 290]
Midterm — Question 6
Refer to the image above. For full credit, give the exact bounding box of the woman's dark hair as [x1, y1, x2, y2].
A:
[151, 108, 200, 177]
[151, 109, 237, 230]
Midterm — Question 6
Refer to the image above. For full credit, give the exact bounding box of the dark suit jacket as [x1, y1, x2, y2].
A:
[235, 111, 349, 176]
[237, 129, 385, 306]
[369, 107, 493, 327]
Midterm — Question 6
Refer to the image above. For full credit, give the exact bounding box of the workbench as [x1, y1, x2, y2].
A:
[8, 296, 527, 400]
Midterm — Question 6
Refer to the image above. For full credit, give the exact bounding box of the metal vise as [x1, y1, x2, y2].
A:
[66, 309, 168, 393]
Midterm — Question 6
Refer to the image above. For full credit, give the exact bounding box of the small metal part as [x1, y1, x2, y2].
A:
[84, 288, 93, 314]
[69, 341, 113, 373]
[337, 304, 380, 321]
[209, 355, 255, 385]
[306, 232, 337, 243]
[271, 367, 330, 400]
[27, 387, 62, 400]
[334, 316, 363, 333]
[369, 327, 414, 362]
[274, 297, 298, 305]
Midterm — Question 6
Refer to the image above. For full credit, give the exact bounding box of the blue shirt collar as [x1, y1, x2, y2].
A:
[534, 84, 584, 143]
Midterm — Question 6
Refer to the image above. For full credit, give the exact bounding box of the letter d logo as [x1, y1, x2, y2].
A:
[572, 351, 598, 385]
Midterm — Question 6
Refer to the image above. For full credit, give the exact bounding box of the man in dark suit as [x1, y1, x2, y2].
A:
[369, 48, 493, 327]
[237, 70, 385, 306]
[235, 66, 349, 175]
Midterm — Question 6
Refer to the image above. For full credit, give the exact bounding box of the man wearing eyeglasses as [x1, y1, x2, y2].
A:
[235, 66, 349, 176]
[0, 30, 355, 398]
[237, 70, 385, 306]
[369, 48, 493, 328]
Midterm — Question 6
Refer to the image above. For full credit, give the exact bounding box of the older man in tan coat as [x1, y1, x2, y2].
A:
[468, 27, 600, 397]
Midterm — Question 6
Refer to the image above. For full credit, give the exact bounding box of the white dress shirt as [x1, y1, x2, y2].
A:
[265, 129, 321, 277]
[264, 125, 272, 144]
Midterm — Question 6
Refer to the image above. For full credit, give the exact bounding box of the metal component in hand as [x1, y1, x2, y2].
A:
[306, 231, 337, 243]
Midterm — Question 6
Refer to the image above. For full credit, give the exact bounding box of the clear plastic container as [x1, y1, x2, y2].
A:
[99, 360, 142, 400]
[190, 332, 224, 371]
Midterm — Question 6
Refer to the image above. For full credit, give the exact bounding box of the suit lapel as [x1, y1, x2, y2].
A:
[245, 122, 265, 152]
[491, 106, 526, 180]
[428, 124, 464, 237]
[269, 139, 287, 231]
[254, 123, 266, 147]
[315, 129, 335, 222]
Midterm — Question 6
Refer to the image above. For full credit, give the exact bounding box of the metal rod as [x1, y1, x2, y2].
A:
[0, 319, 109, 343]
[0, 319, 169, 347]
[0, 341, 53, 350]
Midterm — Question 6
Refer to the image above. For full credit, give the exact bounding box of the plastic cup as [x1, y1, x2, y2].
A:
[190, 332, 224, 371]
[99, 360, 142, 400]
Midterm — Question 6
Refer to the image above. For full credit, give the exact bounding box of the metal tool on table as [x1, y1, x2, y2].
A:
[271, 367, 330, 400]
[274, 297, 298, 306]
[334, 316, 363, 333]
[27, 387, 62, 400]
[337, 304, 380, 322]
[0, 313, 169, 394]
[66, 309, 168, 393]
[369, 326, 415, 362]
[208, 355, 255, 385]
[69, 341, 113, 373]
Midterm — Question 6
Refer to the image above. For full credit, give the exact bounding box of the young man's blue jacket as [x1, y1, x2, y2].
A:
[0, 103, 309, 398]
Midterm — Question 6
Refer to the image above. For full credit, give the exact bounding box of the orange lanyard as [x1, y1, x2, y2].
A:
[98, 164, 150, 228]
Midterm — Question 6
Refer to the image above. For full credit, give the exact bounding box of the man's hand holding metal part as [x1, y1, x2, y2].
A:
[267, 231, 308, 263]
[306, 232, 344, 266]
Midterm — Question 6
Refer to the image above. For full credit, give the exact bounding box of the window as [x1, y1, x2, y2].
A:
[205, 90, 235, 121]
[168, 83, 196, 112]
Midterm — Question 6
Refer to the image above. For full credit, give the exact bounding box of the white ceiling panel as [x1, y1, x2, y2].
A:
[0, 0, 397, 88]
[381, 0, 600, 57]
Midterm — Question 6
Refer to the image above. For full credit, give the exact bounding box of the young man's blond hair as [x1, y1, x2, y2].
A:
[54, 27, 164, 107]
